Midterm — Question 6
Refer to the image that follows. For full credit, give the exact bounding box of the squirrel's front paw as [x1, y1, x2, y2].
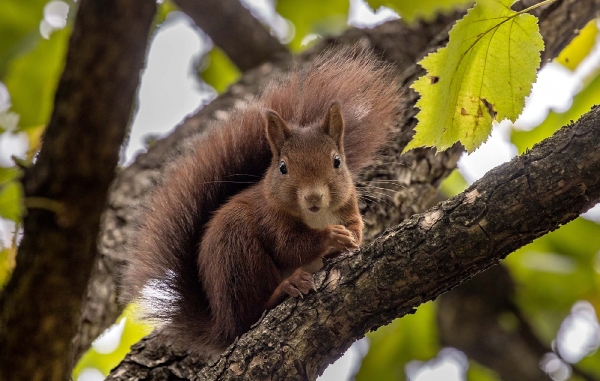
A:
[281, 269, 316, 298]
[325, 225, 359, 256]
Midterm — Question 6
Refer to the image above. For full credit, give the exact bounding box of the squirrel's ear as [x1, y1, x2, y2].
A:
[266, 110, 291, 156]
[322, 102, 345, 155]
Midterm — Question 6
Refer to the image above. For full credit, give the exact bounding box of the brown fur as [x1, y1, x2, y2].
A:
[122, 47, 401, 355]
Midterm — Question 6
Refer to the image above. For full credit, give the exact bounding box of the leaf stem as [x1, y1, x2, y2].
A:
[517, 0, 556, 15]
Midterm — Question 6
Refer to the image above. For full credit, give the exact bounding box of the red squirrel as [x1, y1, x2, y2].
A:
[123, 47, 401, 355]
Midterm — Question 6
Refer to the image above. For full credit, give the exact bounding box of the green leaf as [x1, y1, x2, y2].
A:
[0, 0, 48, 77]
[406, 0, 544, 153]
[467, 361, 502, 381]
[0, 181, 24, 222]
[3, 27, 70, 129]
[504, 218, 600, 341]
[72, 304, 153, 378]
[555, 19, 598, 71]
[200, 47, 241, 94]
[440, 169, 469, 197]
[355, 302, 439, 381]
[365, 0, 473, 23]
[155, 0, 178, 25]
[276, 0, 348, 51]
[0, 166, 20, 185]
[0, 246, 17, 289]
[512, 72, 600, 154]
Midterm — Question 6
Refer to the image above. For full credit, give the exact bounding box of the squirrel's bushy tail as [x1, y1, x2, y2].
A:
[123, 46, 401, 353]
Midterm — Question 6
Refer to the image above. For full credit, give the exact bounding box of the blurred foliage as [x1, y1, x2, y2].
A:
[365, 0, 472, 23]
[0, 181, 24, 222]
[0, 166, 19, 185]
[504, 217, 600, 374]
[505, 218, 600, 337]
[276, 0, 349, 51]
[3, 27, 70, 129]
[440, 168, 469, 197]
[156, 0, 179, 25]
[0, 246, 16, 290]
[466, 361, 502, 381]
[556, 19, 598, 70]
[356, 302, 439, 381]
[200, 47, 241, 94]
[512, 71, 600, 153]
[0, 0, 48, 77]
[0, 167, 20, 289]
[0, 1, 72, 293]
[72, 305, 153, 378]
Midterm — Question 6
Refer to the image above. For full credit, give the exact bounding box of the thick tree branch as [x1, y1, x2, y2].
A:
[173, 0, 291, 71]
[108, 105, 600, 380]
[0, 1, 155, 380]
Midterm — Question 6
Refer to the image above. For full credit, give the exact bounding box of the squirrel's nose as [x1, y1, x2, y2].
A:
[304, 193, 323, 204]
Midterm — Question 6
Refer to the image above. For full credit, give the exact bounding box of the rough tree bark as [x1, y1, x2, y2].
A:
[0, 1, 156, 381]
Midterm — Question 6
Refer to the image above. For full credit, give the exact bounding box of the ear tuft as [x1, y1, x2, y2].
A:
[322, 102, 345, 154]
[265, 110, 291, 156]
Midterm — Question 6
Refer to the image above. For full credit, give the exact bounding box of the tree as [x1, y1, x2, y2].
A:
[0, 0, 599, 380]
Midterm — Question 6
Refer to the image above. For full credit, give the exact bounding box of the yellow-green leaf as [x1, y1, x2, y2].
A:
[0, 181, 24, 222]
[555, 19, 598, 71]
[4, 27, 70, 129]
[467, 361, 502, 381]
[200, 47, 240, 94]
[355, 302, 439, 381]
[406, 0, 544, 153]
[440, 169, 469, 197]
[0, 0, 48, 77]
[23, 124, 45, 160]
[72, 304, 153, 378]
[365, 0, 473, 23]
[0, 246, 17, 289]
[277, 0, 348, 51]
[155, 0, 178, 25]
[0, 166, 19, 185]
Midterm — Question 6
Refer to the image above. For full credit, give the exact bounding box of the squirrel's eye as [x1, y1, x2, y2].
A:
[333, 155, 341, 169]
[279, 161, 288, 175]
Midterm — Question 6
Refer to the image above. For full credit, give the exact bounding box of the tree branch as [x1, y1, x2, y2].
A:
[173, 0, 291, 71]
[0, 0, 155, 380]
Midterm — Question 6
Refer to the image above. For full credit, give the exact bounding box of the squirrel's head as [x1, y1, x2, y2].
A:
[263, 102, 354, 224]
